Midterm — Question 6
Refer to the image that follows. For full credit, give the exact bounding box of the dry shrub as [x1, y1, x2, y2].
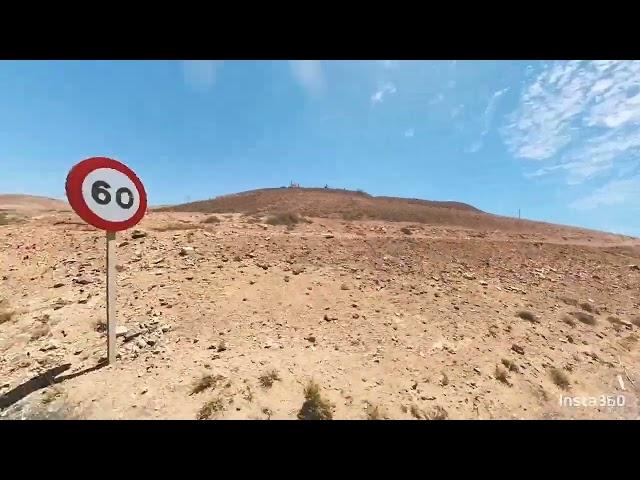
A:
[400, 227, 413, 235]
[297, 380, 333, 420]
[190, 374, 226, 396]
[570, 311, 596, 326]
[495, 365, 510, 385]
[549, 368, 570, 390]
[258, 370, 281, 389]
[0, 309, 15, 325]
[265, 212, 308, 227]
[517, 310, 539, 323]
[153, 222, 200, 232]
[410, 404, 448, 420]
[196, 398, 224, 420]
[342, 210, 364, 221]
[201, 215, 221, 224]
[559, 296, 578, 307]
[365, 403, 387, 420]
[579, 302, 599, 314]
[501, 358, 519, 373]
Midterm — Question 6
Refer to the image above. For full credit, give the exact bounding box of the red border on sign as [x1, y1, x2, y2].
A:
[65, 157, 148, 232]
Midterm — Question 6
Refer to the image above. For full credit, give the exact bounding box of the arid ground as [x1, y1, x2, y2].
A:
[1, 190, 639, 419]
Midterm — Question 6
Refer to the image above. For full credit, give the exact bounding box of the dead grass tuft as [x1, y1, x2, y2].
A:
[196, 398, 225, 420]
[516, 310, 539, 323]
[0, 309, 15, 325]
[258, 370, 281, 389]
[365, 403, 387, 420]
[570, 311, 597, 326]
[559, 296, 578, 306]
[501, 358, 519, 373]
[265, 212, 309, 227]
[190, 374, 225, 396]
[153, 222, 200, 232]
[495, 365, 511, 385]
[549, 368, 570, 390]
[297, 380, 333, 420]
[201, 215, 221, 224]
[579, 302, 599, 314]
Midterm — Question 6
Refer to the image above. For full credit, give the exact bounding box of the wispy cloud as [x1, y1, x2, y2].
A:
[371, 82, 397, 105]
[570, 176, 640, 210]
[182, 61, 221, 92]
[502, 60, 640, 184]
[481, 87, 509, 136]
[465, 140, 483, 154]
[404, 128, 415, 138]
[451, 104, 464, 118]
[290, 60, 325, 96]
[429, 93, 444, 105]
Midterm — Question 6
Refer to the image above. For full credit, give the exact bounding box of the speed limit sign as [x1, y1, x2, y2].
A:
[66, 157, 147, 365]
[65, 157, 147, 231]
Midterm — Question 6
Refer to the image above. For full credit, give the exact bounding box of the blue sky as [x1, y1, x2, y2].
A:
[1, 60, 639, 236]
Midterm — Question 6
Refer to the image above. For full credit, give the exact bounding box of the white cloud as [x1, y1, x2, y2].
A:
[570, 176, 640, 210]
[503, 60, 640, 185]
[371, 82, 397, 105]
[429, 93, 444, 105]
[290, 60, 325, 95]
[182, 60, 221, 91]
[451, 104, 464, 118]
[404, 128, 415, 138]
[481, 87, 509, 136]
[465, 140, 483, 154]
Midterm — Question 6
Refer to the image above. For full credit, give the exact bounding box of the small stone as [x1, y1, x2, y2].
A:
[179, 247, 195, 256]
[352, 313, 360, 319]
[115, 264, 126, 272]
[512, 344, 525, 355]
[257, 262, 269, 270]
[160, 325, 171, 333]
[116, 326, 129, 337]
[340, 283, 350, 291]
[40, 341, 59, 352]
[118, 241, 129, 247]
[323, 234, 335, 239]
[479, 281, 488, 286]
[136, 338, 147, 349]
[284, 276, 290, 283]
[131, 230, 147, 239]
[73, 276, 94, 285]
[52, 282, 64, 288]
[463, 273, 476, 280]
[292, 265, 304, 275]
[305, 336, 316, 343]
[146, 338, 157, 347]
[629, 264, 640, 271]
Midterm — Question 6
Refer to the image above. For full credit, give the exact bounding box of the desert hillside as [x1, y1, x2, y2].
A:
[0, 194, 69, 213]
[1, 192, 639, 420]
[157, 187, 629, 240]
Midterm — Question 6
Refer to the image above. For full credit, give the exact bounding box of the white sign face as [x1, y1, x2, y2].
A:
[81, 168, 142, 223]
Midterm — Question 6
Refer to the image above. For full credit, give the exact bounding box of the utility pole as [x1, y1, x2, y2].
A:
[518, 208, 521, 220]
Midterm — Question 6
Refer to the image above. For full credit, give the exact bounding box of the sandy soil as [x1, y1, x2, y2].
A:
[1, 210, 639, 420]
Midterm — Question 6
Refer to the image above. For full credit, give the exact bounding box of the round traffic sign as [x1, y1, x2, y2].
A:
[65, 157, 147, 231]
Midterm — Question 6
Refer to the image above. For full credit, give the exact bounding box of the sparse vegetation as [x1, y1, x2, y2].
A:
[0, 309, 15, 325]
[201, 215, 221, 224]
[297, 380, 333, 420]
[93, 318, 107, 333]
[400, 227, 412, 235]
[265, 212, 309, 227]
[495, 365, 510, 385]
[579, 302, 599, 314]
[365, 403, 386, 420]
[342, 210, 364, 221]
[410, 404, 448, 420]
[501, 359, 519, 373]
[549, 368, 570, 390]
[152, 222, 200, 232]
[517, 310, 539, 323]
[258, 370, 281, 389]
[190, 374, 225, 396]
[559, 296, 578, 306]
[570, 311, 596, 326]
[41, 387, 63, 405]
[196, 398, 224, 419]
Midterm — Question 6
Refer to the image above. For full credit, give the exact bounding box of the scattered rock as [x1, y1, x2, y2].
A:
[136, 338, 147, 349]
[52, 282, 64, 288]
[131, 230, 147, 239]
[340, 283, 350, 291]
[323, 313, 338, 322]
[323, 234, 335, 239]
[292, 265, 305, 275]
[73, 276, 94, 285]
[118, 241, 129, 247]
[256, 262, 269, 270]
[40, 341, 59, 352]
[463, 273, 476, 280]
[512, 344, 525, 355]
[179, 247, 195, 256]
[116, 326, 129, 337]
[305, 335, 316, 343]
[629, 264, 640, 271]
